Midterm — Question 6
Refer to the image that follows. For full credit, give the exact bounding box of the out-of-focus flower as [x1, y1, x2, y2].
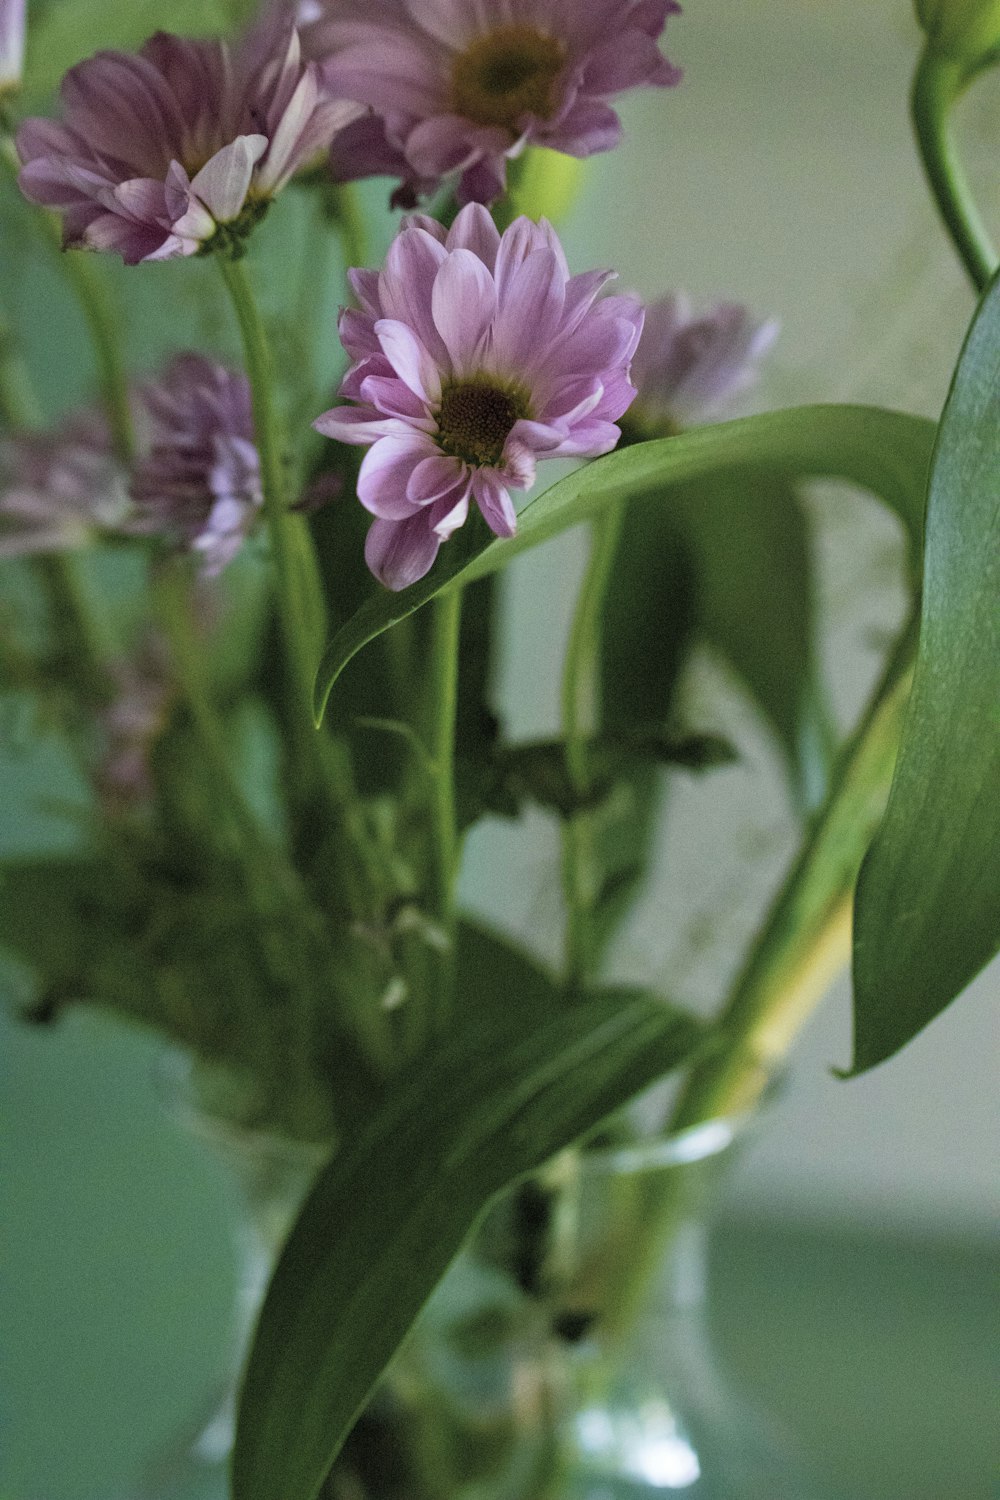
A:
[314, 204, 643, 590]
[129, 354, 263, 576]
[0, 0, 26, 96]
[303, 0, 682, 206]
[16, 20, 363, 263]
[0, 411, 127, 557]
[95, 633, 173, 814]
[915, 0, 1000, 62]
[624, 294, 778, 435]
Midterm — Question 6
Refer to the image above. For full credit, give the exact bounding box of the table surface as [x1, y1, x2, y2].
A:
[2, 1007, 997, 1500]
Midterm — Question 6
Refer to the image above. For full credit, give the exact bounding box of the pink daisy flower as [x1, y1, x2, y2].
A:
[314, 204, 644, 590]
[16, 19, 363, 263]
[626, 295, 779, 434]
[303, 0, 682, 206]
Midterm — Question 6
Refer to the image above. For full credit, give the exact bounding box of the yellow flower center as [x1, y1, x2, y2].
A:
[451, 26, 566, 132]
[437, 381, 528, 468]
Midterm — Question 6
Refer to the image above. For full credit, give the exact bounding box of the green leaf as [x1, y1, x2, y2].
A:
[463, 729, 734, 822]
[313, 405, 934, 725]
[851, 270, 1000, 1072]
[233, 929, 706, 1500]
[687, 474, 833, 805]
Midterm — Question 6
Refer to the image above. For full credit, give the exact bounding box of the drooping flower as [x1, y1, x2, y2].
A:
[16, 19, 363, 263]
[313, 204, 644, 590]
[624, 295, 779, 435]
[95, 633, 173, 815]
[0, 0, 26, 96]
[303, 0, 682, 206]
[129, 353, 263, 576]
[0, 410, 127, 557]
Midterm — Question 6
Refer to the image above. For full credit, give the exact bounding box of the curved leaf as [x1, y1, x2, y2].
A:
[313, 405, 934, 724]
[233, 930, 706, 1500]
[851, 271, 1000, 1071]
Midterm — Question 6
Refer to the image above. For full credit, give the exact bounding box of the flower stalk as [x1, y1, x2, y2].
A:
[560, 503, 626, 989]
[911, 46, 999, 292]
[59, 250, 136, 462]
[667, 614, 919, 1134]
[217, 255, 334, 772]
[422, 588, 463, 1030]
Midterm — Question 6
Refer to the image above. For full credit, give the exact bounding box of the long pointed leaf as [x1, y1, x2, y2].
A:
[233, 947, 706, 1500]
[313, 405, 934, 724]
[851, 273, 1000, 1071]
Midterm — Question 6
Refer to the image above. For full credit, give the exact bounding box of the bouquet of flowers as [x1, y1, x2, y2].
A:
[1, 1, 997, 1497]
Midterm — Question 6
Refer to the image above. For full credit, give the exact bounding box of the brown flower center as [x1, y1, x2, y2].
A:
[451, 26, 566, 132]
[437, 381, 528, 468]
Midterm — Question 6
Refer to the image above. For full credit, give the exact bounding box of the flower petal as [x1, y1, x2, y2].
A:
[189, 135, 267, 222]
[431, 248, 497, 376]
[365, 512, 443, 591]
[357, 433, 438, 518]
[375, 318, 442, 404]
[471, 470, 517, 538]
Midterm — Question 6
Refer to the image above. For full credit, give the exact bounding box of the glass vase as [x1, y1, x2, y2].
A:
[150, 1073, 833, 1500]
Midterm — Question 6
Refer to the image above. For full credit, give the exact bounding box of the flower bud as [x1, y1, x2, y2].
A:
[915, 0, 1000, 63]
[0, 0, 25, 95]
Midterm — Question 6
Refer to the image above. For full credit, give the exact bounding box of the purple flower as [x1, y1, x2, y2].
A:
[627, 295, 779, 433]
[303, 0, 682, 206]
[0, 0, 26, 95]
[129, 354, 263, 576]
[313, 204, 643, 590]
[0, 411, 127, 557]
[95, 634, 173, 814]
[16, 20, 363, 263]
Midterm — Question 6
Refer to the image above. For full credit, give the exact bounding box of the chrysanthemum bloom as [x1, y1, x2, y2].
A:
[314, 204, 644, 590]
[0, 412, 127, 557]
[95, 635, 173, 814]
[304, 0, 682, 206]
[129, 354, 263, 576]
[0, 0, 26, 97]
[16, 20, 363, 262]
[624, 294, 779, 435]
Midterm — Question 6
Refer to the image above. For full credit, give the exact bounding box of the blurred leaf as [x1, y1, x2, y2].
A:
[590, 470, 830, 963]
[22, 0, 233, 107]
[314, 406, 934, 725]
[233, 927, 706, 1500]
[851, 270, 1000, 1072]
[461, 728, 734, 823]
[591, 517, 693, 954]
[673, 472, 833, 808]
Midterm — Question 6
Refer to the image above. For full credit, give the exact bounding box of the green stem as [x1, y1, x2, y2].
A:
[35, 553, 111, 707]
[911, 48, 998, 293]
[217, 255, 344, 788]
[668, 613, 919, 1133]
[59, 251, 135, 462]
[153, 561, 260, 846]
[560, 503, 626, 988]
[423, 588, 463, 1029]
